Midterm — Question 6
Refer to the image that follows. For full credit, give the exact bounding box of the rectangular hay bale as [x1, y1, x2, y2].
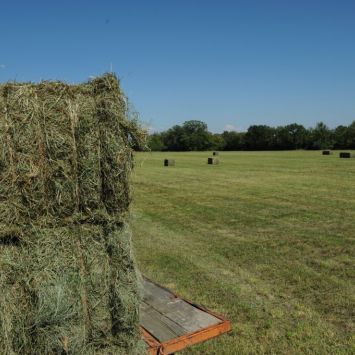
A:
[164, 159, 175, 166]
[0, 74, 146, 355]
[339, 152, 353, 158]
[208, 157, 219, 165]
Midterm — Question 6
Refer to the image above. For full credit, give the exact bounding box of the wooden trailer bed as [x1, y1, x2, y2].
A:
[140, 278, 231, 354]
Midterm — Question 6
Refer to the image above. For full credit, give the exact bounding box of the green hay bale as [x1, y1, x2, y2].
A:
[93, 76, 133, 216]
[208, 157, 219, 165]
[339, 152, 353, 158]
[75, 91, 102, 213]
[164, 159, 175, 166]
[322, 150, 332, 155]
[0, 74, 146, 354]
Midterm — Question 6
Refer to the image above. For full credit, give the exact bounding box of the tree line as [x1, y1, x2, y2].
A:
[148, 120, 355, 151]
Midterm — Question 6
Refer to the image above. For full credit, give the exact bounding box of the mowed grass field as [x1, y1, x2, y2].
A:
[131, 151, 355, 354]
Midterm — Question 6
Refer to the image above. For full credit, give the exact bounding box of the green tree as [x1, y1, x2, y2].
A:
[308, 122, 333, 149]
[180, 120, 212, 151]
[245, 125, 275, 150]
[209, 133, 226, 150]
[274, 124, 307, 149]
[162, 121, 213, 151]
[163, 125, 185, 151]
[221, 131, 245, 150]
[148, 133, 165, 151]
[345, 121, 355, 148]
[333, 125, 348, 149]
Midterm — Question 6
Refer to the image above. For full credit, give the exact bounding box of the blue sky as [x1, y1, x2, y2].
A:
[0, 1, 354, 132]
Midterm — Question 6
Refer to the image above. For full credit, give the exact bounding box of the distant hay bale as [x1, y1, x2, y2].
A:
[208, 157, 219, 165]
[213, 151, 219, 156]
[0, 74, 146, 354]
[322, 150, 332, 155]
[164, 159, 175, 166]
[339, 152, 353, 158]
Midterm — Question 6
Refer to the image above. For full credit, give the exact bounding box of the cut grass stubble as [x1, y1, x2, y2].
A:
[132, 151, 355, 354]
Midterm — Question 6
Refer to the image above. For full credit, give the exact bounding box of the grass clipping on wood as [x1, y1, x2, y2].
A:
[0, 74, 147, 354]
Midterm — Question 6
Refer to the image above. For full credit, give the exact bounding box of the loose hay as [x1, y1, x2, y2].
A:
[0, 74, 146, 354]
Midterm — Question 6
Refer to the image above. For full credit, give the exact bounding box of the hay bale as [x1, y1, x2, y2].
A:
[164, 159, 175, 166]
[322, 150, 332, 155]
[208, 157, 219, 165]
[0, 74, 146, 354]
[213, 151, 219, 156]
[339, 152, 353, 158]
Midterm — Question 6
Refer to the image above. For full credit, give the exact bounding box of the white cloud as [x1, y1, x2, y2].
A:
[0, 64, 5, 69]
[224, 124, 237, 132]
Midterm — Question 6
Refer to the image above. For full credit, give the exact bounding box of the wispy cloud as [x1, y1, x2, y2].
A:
[0, 64, 5, 69]
[224, 124, 237, 132]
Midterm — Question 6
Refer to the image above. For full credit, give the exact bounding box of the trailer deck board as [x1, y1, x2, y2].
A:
[140, 277, 231, 354]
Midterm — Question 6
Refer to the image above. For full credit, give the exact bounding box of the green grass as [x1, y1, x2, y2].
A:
[131, 151, 355, 354]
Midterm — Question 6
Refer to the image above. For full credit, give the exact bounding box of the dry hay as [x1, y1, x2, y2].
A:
[208, 157, 219, 165]
[0, 74, 146, 354]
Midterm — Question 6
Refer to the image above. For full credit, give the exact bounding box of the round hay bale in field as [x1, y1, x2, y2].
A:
[212, 151, 219, 156]
[0, 74, 146, 354]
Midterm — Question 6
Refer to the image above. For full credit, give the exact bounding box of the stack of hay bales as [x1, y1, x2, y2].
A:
[0, 74, 145, 354]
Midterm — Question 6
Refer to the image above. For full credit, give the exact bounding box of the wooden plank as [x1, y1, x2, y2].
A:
[141, 279, 221, 341]
[140, 301, 186, 342]
[161, 320, 232, 354]
[140, 327, 161, 355]
[140, 277, 232, 354]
